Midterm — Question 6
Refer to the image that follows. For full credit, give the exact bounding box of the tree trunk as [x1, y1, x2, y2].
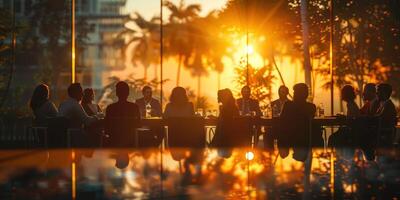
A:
[144, 65, 148, 81]
[197, 75, 201, 104]
[154, 64, 158, 82]
[176, 54, 182, 86]
[217, 73, 221, 90]
[301, 0, 312, 90]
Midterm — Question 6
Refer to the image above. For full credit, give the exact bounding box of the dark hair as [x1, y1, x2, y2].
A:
[241, 85, 251, 92]
[218, 88, 239, 117]
[68, 83, 83, 99]
[364, 83, 376, 93]
[341, 85, 356, 102]
[30, 84, 49, 111]
[279, 85, 289, 93]
[142, 85, 152, 93]
[116, 81, 129, 100]
[82, 88, 94, 104]
[218, 89, 236, 105]
[169, 87, 189, 106]
[293, 83, 309, 102]
[377, 83, 392, 100]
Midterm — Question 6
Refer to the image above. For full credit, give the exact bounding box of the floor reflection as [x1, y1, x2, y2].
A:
[0, 148, 399, 199]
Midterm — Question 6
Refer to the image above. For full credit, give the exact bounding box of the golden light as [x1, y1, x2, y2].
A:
[245, 45, 254, 55]
[245, 151, 254, 161]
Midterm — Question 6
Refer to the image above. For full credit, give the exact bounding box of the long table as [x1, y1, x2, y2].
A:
[141, 116, 345, 127]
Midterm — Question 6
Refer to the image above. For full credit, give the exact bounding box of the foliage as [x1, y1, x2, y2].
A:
[116, 13, 160, 80]
[300, 0, 400, 100]
[27, 0, 90, 87]
[234, 63, 275, 106]
[0, 7, 14, 109]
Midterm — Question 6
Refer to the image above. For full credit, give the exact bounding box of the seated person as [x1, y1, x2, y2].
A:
[59, 83, 97, 128]
[30, 84, 58, 126]
[342, 85, 360, 118]
[329, 85, 361, 159]
[163, 87, 195, 118]
[236, 86, 261, 116]
[375, 83, 397, 147]
[278, 83, 318, 162]
[271, 85, 290, 117]
[135, 86, 162, 118]
[105, 81, 141, 147]
[211, 89, 241, 151]
[360, 83, 379, 116]
[264, 85, 290, 150]
[81, 88, 102, 117]
[135, 86, 163, 147]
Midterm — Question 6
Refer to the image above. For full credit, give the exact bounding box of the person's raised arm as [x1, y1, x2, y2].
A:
[76, 102, 97, 126]
[48, 101, 59, 117]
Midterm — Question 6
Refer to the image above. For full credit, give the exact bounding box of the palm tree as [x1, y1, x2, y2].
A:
[117, 13, 160, 81]
[163, 0, 201, 86]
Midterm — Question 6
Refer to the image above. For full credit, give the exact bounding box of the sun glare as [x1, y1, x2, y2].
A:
[246, 45, 254, 55]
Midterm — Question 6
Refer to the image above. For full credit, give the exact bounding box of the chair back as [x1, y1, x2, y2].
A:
[105, 117, 140, 148]
[167, 117, 205, 148]
[213, 117, 253, 148]
[47, 116, 70, 148]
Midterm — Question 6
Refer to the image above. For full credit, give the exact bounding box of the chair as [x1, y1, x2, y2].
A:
[212, 117, 253, 148]
[104, 117, 140, 148]
[46, 117, 70, 148]
[166, 117, 206, 148]
[26, 126, 48, 148]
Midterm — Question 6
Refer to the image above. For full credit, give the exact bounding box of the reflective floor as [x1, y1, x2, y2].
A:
[0, 148, 399, 199]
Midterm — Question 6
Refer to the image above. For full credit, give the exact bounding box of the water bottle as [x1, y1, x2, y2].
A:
[145, 103, 152, 118]
[319, 103, 324, 117]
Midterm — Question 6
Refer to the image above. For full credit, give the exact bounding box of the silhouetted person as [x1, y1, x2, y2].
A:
[278, 83, 317, 161]
[135, 86, 163, 147]
[163, 87, 195, 118]
[375, 83, 397, 147]
[264, 85, 290, 149]
[105, 81, 141, 147]
[135, 86, 162, 118]
[59, 83, 97, 128]
[342, 85, 360, 117]
[271, 85, 290, 117]
[115, 153, 130, 169]
[360, 83, 379, 116]
[81, 88, 102, 117]
[212, 89, 240, 157]
[329, 85, 360, 159]
[30, 84, 58, 126]
[237, 86, 261, 116]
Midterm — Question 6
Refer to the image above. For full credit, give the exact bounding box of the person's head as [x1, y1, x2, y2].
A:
[293, 83, 309, 102]
[142, 86, 152, 99]
[377, 83, 392, 101]
[278, 85, 289, 100]
[30, 84, 50, 110]
[68, 83, 83, 101]
[341, 85, 356, 102]
[116, 81, 129, 101]
[82, 88, 95, 104]
[362, 83, 376, 101]
[115, 153, 129, 169]
[170, 87, 189, 105]
[241, 86, 251, 99]
[217, 88, 235, 105]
